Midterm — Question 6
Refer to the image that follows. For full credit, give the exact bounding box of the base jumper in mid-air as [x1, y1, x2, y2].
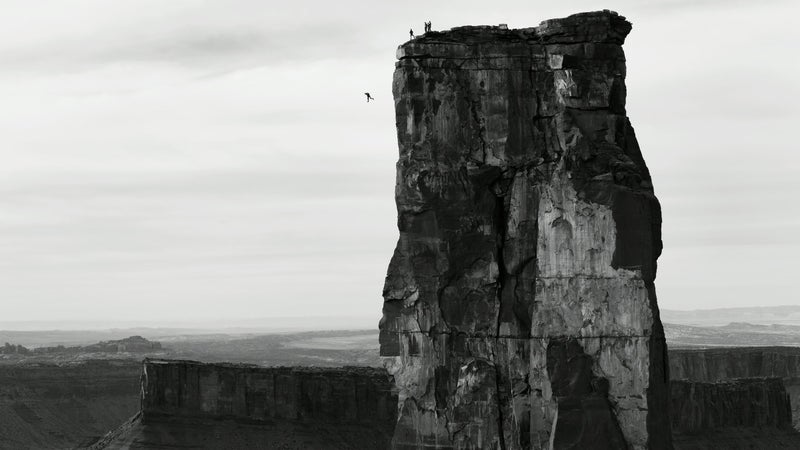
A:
[365, 92, 374, 102]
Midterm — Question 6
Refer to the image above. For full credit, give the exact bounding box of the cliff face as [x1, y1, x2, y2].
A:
[670, 347, 800, 381]
[95, 359, 399, 449]
[142, 359, 396, 428]
[380, 10, 670, 450]
[670, 378, 800, 450]
[670, 347, 800, 431]
[0, 360, 141, 449]
[671, 378, 792, 433]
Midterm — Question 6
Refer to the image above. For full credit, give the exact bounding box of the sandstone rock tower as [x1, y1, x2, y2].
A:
[380, 11, 672, 450]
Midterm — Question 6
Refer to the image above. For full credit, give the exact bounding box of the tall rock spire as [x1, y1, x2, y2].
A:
[380, 11, 672, 449]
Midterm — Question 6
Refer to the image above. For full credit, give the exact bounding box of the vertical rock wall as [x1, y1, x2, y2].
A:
[670, 378, 792, 433]
[141, 359, 397, 433]
[380, 11, 671, 450]
[670, 347, 800, 381]
[670, 347, 800, 431]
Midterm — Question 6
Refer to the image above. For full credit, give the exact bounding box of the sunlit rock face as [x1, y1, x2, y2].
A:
[380, 11, 671, 450]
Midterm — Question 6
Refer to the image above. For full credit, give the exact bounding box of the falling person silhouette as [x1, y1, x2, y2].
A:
[365, 92, 374, 102]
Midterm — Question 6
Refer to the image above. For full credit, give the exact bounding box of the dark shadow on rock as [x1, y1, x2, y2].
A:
[547, 337, 628, 450]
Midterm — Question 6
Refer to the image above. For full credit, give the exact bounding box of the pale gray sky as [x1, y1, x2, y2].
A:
[0, 0, 797, 324]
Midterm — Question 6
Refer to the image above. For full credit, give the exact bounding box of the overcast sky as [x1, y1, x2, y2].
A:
[0, 0, 797, 326]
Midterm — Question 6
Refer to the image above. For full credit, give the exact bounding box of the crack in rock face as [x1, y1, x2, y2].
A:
[380, 10, 672, 450]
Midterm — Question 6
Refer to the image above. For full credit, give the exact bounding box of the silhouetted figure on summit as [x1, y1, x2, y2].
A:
[424, 21, 431, 33]
[409, 29, 414, 39]
[365, 92, 374, 102]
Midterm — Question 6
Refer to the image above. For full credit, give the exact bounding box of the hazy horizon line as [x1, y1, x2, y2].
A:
[0, 314, 379, 332]
[3, 305, 800, 332]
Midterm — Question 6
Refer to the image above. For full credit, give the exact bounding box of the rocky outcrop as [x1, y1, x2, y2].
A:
[670, 347, 800, 431]
[0, 360, 141, 449]
[0, 335, 162, 357]
[671, 378, 792, 432]
[141, 359, 396, 427]
[94, 359, 398, 449]
[672, 428, 800, 450]
[670, 347, 800, 381]
[91, 336, 161, 353]
[380, 10, 670, 450]
[670, 378, 800, 450]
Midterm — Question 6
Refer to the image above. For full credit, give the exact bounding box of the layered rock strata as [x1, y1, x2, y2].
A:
[95, 359, 399, 449]
[670, 378, 792, 433]
[380, 10, 671, 449]
[90, 359, 397, 450]
[670, 378, 800, 450]
[670, 347, 800, 381]
[141, 359, 396, 429]
[670, 347, 800, 431]
[0, 360, 141, 449]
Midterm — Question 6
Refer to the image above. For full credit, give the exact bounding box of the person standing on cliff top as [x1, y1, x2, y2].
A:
[409, 28, 414, 39]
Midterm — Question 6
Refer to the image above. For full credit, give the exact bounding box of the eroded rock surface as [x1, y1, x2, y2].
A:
[380, 10, 670, 449]
[670, 378, 800, 450]
[671, 378, 792, 433]
[97, 359, 398, 450]
[670, 346, 800, 431]
[0, 360, 141, 449]
[141, 359, 396, 428]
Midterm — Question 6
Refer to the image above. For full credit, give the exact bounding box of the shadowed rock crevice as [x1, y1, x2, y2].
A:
[381, 10, 671, 449]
